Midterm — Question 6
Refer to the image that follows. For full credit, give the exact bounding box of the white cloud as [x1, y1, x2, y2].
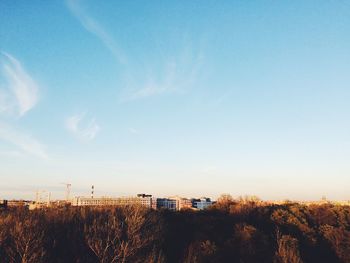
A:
[0, 122, 48, 159]
[123, 46, 203, 101]
[66, 1, 204, 101]
[66, 0, 127, 64]
[0, 53, 46, 159]
[130, 62, 178, 99]
[0, 52, 39, 117]
[66, 113, 100, 141]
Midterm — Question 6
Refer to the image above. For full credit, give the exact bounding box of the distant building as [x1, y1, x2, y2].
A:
[7, 200, 29, 207]
[156, 198, 177, 210]
[72, 194, 153, 208]
[29, 202, 50, 210]
[72, 194, 196, 210]
[176, 197, 193, 210]
[156, 196, 193, 211]
[192, 197, 212, 210]
[0, 200, 7, 209]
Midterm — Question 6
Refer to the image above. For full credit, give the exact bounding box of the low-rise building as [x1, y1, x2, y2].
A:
[7, 200, 29, 207]
[156, 196, 193, 211]
[177, 197, 193, 210]
[156, 198, 177, 210]
[0, 200, 7, 209]
[72, 194, 153, 208]
[192, 197, 213, 210]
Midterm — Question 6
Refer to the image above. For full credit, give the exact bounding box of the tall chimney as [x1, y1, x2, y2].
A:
[91, 185, 94, 199]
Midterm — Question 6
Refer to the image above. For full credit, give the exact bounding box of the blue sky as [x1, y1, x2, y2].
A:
[1, 1, 350, 200]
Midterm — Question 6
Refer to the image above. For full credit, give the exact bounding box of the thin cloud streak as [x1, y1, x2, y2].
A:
[66, 113, 100, 141]
[123, 46, 204, 101]
[0, 52, 46, 159]
[66, 1, 204, 101]
[0, 122, 48, 159]
[0, 52, 39, 117]
[66, 0, 127, 64]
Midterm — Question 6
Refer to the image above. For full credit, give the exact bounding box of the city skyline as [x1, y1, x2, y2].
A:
[1, 1, 350, 200]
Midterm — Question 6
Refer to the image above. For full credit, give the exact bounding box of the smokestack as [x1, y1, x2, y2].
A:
[91, 185, 94, 199]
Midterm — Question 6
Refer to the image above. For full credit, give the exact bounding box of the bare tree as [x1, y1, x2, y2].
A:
[0, 215, 9, 259]
[84, 206, 154, 263]
[183, 242, 199, 263]
[0, 216, 7, 245]
[84, 210, 123, 263]
[144, 248, 165, 263]
[274, 230, 303, 263]
[120, 205, 153, 262]
[6, 217, 46, 263]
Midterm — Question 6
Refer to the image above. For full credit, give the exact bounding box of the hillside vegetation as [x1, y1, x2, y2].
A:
[0, 198, 349, 263]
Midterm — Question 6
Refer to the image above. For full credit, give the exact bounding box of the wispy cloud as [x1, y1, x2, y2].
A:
[0, 52, 46, 159]
[0, 122, 48, 159]
[66, 113, 100, 141]
[123, 45, 204, 101]
[128, 127, 139, 134]
[66, 0, 127, 64]
[0, 52, 39, 117]
[66, 1, 204, 101]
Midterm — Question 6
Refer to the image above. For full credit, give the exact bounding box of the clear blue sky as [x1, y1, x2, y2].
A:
[1, 0, 350, 200]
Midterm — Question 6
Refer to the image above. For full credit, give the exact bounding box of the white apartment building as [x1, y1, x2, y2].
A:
[156, 196, 193, 211]
[72, 195, 153, 208]
[192, 197, 212, 210]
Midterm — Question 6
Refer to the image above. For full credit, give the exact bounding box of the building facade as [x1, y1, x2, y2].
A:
[192, 197, 213, 210]
[156, 196, 193, 211]
[0, 200, 7, 209]
[155, 198, 177, 210]
[72, 194, 153, 208]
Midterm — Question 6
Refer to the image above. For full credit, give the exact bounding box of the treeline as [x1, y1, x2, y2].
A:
[0, 197, 350, 263]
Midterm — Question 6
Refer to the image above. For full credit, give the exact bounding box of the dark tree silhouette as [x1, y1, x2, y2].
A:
[0, 201, 349, 263]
